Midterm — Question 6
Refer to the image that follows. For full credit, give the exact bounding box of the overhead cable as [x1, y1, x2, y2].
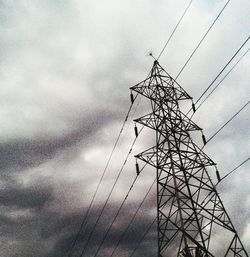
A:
[157, 0, 193, 60]
[79, 127, 144, 257]
[175, 0, 232, 80]
[185, 35, 250, 117]
[65, 96, 138, 257]
[92, 163, 149, 257]
[195, 49, 249, 111]
[200, 156, 250, 211]
[207, 100, 249, 143]
[219, 157, 250, 182]
[194, 35, 250, 105]
[109, 178, 156, 257]
[128, 217, 157, 257]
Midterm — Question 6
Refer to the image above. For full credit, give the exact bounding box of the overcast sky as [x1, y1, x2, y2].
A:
[0, 0, 249, 256]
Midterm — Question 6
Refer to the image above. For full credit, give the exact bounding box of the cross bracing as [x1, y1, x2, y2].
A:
[131, 60, 249, 257]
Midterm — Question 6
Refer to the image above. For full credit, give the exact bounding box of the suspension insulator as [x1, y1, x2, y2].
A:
[136, 162, 140, 175]
[216, 169, 221, 182]
[202, 134, 207, 145]
[134, 124, 138, 138]
[192, 102, 196, 113]
[130, 92, 134, 104]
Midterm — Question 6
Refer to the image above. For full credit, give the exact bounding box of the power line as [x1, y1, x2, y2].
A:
[128, 216, 157, 257]
[207, 100, 250, 143]
[187, 47, 249, 121]
[157, 0, 193, 60]
[175, 0, 231, 80]
[92, 175, 139, 257]
[185, 35, 250, 117]
[79, 127, 144, 257]
[195, 48, 249, 112]
[92, 163, 149, 257]
[109, 178, 156, 257]
[200, 156, 250, 210]
[64, 97, 138, 257]
[194, 35, 250, 105]
[219, 157, 250, 182]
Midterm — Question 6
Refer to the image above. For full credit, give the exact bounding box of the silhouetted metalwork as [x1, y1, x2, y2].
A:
[131, 60, 249, 257]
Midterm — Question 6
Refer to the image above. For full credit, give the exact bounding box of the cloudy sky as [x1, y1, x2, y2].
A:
[0, 0, 249, 256]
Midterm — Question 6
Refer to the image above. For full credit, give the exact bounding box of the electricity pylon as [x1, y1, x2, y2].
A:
[131, 60, 249, 257]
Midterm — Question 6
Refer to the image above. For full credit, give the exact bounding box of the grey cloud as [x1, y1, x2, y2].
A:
[0, 184, 52, 210]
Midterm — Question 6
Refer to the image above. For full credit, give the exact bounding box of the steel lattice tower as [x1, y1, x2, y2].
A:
[131, 60, 249, 257]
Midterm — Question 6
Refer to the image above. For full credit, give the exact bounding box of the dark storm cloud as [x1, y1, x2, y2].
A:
[0, 198, 157, 257]
[0, 183, 52, 210]
[0, 108, 122, 174]
[0, 138, 72, 172]
[0, 214, 14, 228]
[44, 202, 158, 257]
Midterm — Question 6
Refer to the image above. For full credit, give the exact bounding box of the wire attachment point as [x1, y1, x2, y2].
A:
[130, 91, 134, 104]
[202, 133, 207, 145]
[192, 101, 196, 113]
[134, 124, 139, 138]
[216, 167, 221, 182]
[135, 160, 140, 176]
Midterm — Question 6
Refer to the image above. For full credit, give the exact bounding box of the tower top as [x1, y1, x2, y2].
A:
[130, 61, 192, 103]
